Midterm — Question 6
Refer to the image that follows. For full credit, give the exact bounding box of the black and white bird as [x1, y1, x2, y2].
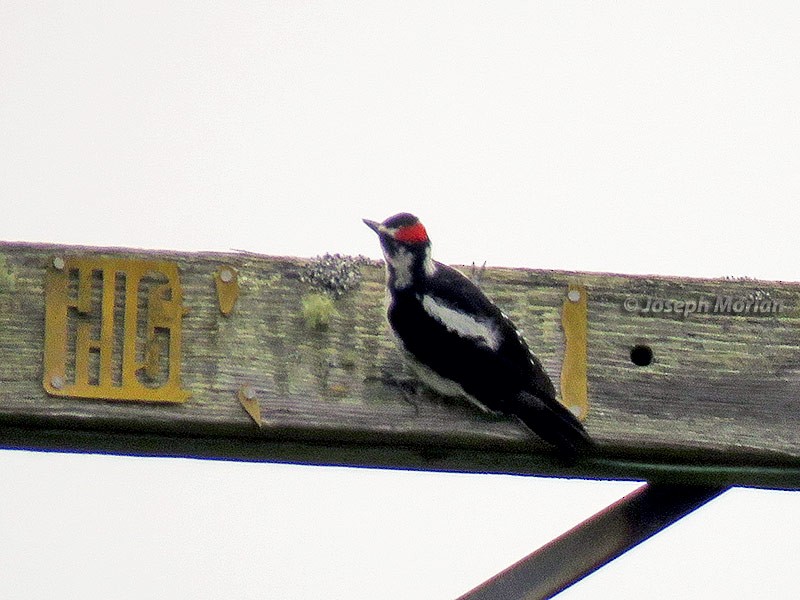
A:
[364, 212, 592, 458]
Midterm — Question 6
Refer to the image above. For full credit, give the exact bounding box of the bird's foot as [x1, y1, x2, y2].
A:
[364, 373, 421, 415]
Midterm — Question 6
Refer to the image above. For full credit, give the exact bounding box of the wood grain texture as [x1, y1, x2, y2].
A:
[1, 241, 799, 488]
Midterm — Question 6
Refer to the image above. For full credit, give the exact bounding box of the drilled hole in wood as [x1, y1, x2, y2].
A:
[630, 344, 653, 366]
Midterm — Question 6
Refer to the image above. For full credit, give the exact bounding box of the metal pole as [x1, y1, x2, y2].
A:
[458, 483, 728, 600]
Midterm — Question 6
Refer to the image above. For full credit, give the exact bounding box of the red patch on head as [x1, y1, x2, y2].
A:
[394, 222, 428, 244]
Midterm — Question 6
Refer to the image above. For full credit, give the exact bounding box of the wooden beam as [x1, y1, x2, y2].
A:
[1, 242, 799, 487]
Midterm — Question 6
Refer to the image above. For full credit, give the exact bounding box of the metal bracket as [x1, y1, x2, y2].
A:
[459, 483, 727, 599]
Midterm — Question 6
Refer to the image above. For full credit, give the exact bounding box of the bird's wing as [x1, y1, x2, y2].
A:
[424, 262, 558, 401]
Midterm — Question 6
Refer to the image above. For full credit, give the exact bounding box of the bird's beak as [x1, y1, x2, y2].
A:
[363, 219, 382, 234]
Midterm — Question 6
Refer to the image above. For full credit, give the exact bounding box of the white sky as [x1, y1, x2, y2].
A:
[1, 2, 799, 598]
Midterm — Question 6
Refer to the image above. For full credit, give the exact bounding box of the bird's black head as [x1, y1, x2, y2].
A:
[363, 212, 429, 247]
[363, 213, 434, 289]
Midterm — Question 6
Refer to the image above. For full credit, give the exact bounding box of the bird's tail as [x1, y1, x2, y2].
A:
[513, 390, 594, 459]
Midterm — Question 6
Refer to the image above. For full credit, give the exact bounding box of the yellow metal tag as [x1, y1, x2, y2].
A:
[561, 284, 589, 421]
[44, 256, 190, 402]
[214, 265, 239, 316]
[237, 385, 262, 427]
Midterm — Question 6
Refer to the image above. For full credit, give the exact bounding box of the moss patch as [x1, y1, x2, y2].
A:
[301, 293, 338, 330]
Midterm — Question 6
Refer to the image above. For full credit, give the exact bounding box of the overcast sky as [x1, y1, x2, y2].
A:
[2, 2, 799, 598]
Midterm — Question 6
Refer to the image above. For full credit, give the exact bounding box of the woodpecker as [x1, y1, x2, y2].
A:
[364, 212, 592, 457]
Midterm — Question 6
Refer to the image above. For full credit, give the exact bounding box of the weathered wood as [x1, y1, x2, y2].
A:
[1, 242, 799, 488]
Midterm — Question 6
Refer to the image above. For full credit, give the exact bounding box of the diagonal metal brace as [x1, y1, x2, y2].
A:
[459, 483, 728, 600]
